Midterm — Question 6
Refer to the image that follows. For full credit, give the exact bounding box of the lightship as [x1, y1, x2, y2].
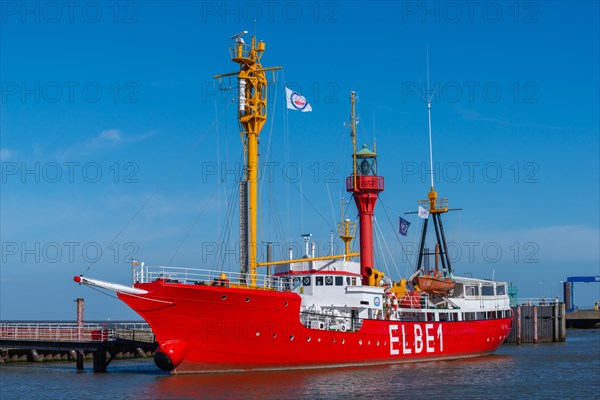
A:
[75, 33, 513, 373]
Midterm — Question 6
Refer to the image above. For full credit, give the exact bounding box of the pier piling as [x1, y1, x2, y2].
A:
[76, 350, 84, 370]
[533, 306, 538, 344]
[560, 303, 567, 340]
[507, 300, 567, 344]
[29, 349, 43, 362]
[515, 306, 522, 345]
[93, 349, 107, 373]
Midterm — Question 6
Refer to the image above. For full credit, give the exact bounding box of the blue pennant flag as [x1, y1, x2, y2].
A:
[399, 217, 411, 236]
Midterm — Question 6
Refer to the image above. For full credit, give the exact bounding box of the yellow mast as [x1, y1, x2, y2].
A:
[337, 198, 356, 259]
[215, 32, 280, 287]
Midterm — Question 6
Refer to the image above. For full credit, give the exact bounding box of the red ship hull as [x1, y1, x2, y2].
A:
[118, 280, 512, 373]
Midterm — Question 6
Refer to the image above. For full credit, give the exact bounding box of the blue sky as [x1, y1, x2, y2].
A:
[1, 1, 598, 319]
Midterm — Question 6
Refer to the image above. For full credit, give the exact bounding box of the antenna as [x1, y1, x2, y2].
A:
[426, 46, 434, 189]
[230, 30, 248, 43]
[372, 110, 376, 152]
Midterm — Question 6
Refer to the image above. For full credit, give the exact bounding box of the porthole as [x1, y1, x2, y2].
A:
[284, 301, 288, 306]
[221, 295, 227, 300]
[318, 337, 321, 342]
[307, 336, 311, 342]
[332, 338, 336, 343]
[376, 341, 380, 346]
[359, 339, 363, 345]
[342, 339, 345, 344]
[368, 341, 371, 345]
[289, 335, 294, 341]
[273, 333, 277, 338]
[246, 297, 250, 302]
[256, 332, 260, 337]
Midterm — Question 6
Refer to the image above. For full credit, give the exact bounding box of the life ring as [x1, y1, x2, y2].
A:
[428, 270, 437, 277]
[340, 324, 347, 332]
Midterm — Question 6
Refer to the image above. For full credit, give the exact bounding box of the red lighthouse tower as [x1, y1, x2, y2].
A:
[345, 92, 384, 285]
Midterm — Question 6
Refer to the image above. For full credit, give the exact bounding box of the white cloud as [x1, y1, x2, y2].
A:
[99, 129, 122, 141]
[52, 129, 155, 161]
[87, 129, 123, 150]
[0, 148, 14, 161]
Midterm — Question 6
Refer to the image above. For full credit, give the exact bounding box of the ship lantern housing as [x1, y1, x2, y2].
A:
[356, 144, 377, 176]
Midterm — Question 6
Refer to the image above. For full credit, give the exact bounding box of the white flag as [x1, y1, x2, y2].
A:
[418, 205, 430, 219]
[286, 87, 312, 112]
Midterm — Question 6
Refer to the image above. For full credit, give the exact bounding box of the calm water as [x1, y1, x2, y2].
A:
[1, 329, 598, 400]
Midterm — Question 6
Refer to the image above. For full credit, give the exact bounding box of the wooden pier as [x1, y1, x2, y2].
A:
[0, 322, 156, 372]
[506, 299, 567, 344]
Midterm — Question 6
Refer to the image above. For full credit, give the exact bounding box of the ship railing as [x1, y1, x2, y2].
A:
[229, 43, 251, 60]
[108, 322, 151, 330]
[0, 322, 116, 342]
[515, 297, 560, 306]
[112, 325, 155, 343]
[345, 175, 384, 191]
[417, 198, 448, 212]
[398, 292, 431, 309]
[134, 265, 292, 292]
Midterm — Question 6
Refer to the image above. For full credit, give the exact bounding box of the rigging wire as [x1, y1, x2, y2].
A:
[166, 186, 219, 267]
[454, 209, 462, 242]
[87, 284, 120, 300]
[258, 73, 278, 259]
[214, 92, 221, 255]
[374, 216, 402, 279]
[299, 178, 304, 234]
[82, 100, 235, 275]
[283, 167, 335, 231]
[414, 217, 425, 275]
[377, 196, 415, 272]
[266, 174, 286, 252]
[212, 156, 244, 270]
[325, 183, 337, 230]
[372, 218, 389, 276]
[281, 70, 291, 246]
[259, 70, 279, 195]
[221, 186, 239, 269]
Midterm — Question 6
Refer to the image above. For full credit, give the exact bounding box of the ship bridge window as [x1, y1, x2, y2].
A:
[496, 285, 506, 295]
[346, 277, 351, 285]
[464, 312, 476, 321]
[465, 286, 479, 296]
[316, 276, 324, 286]
[325, 276, 334, 286]
[482, 286, 495, 296]
[302, 276, 311, 286]
[293, 277, 301, 288]
[335, 276, 344, 286]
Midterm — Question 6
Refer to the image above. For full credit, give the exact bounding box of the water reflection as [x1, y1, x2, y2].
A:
[0, 330, 597, 400]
